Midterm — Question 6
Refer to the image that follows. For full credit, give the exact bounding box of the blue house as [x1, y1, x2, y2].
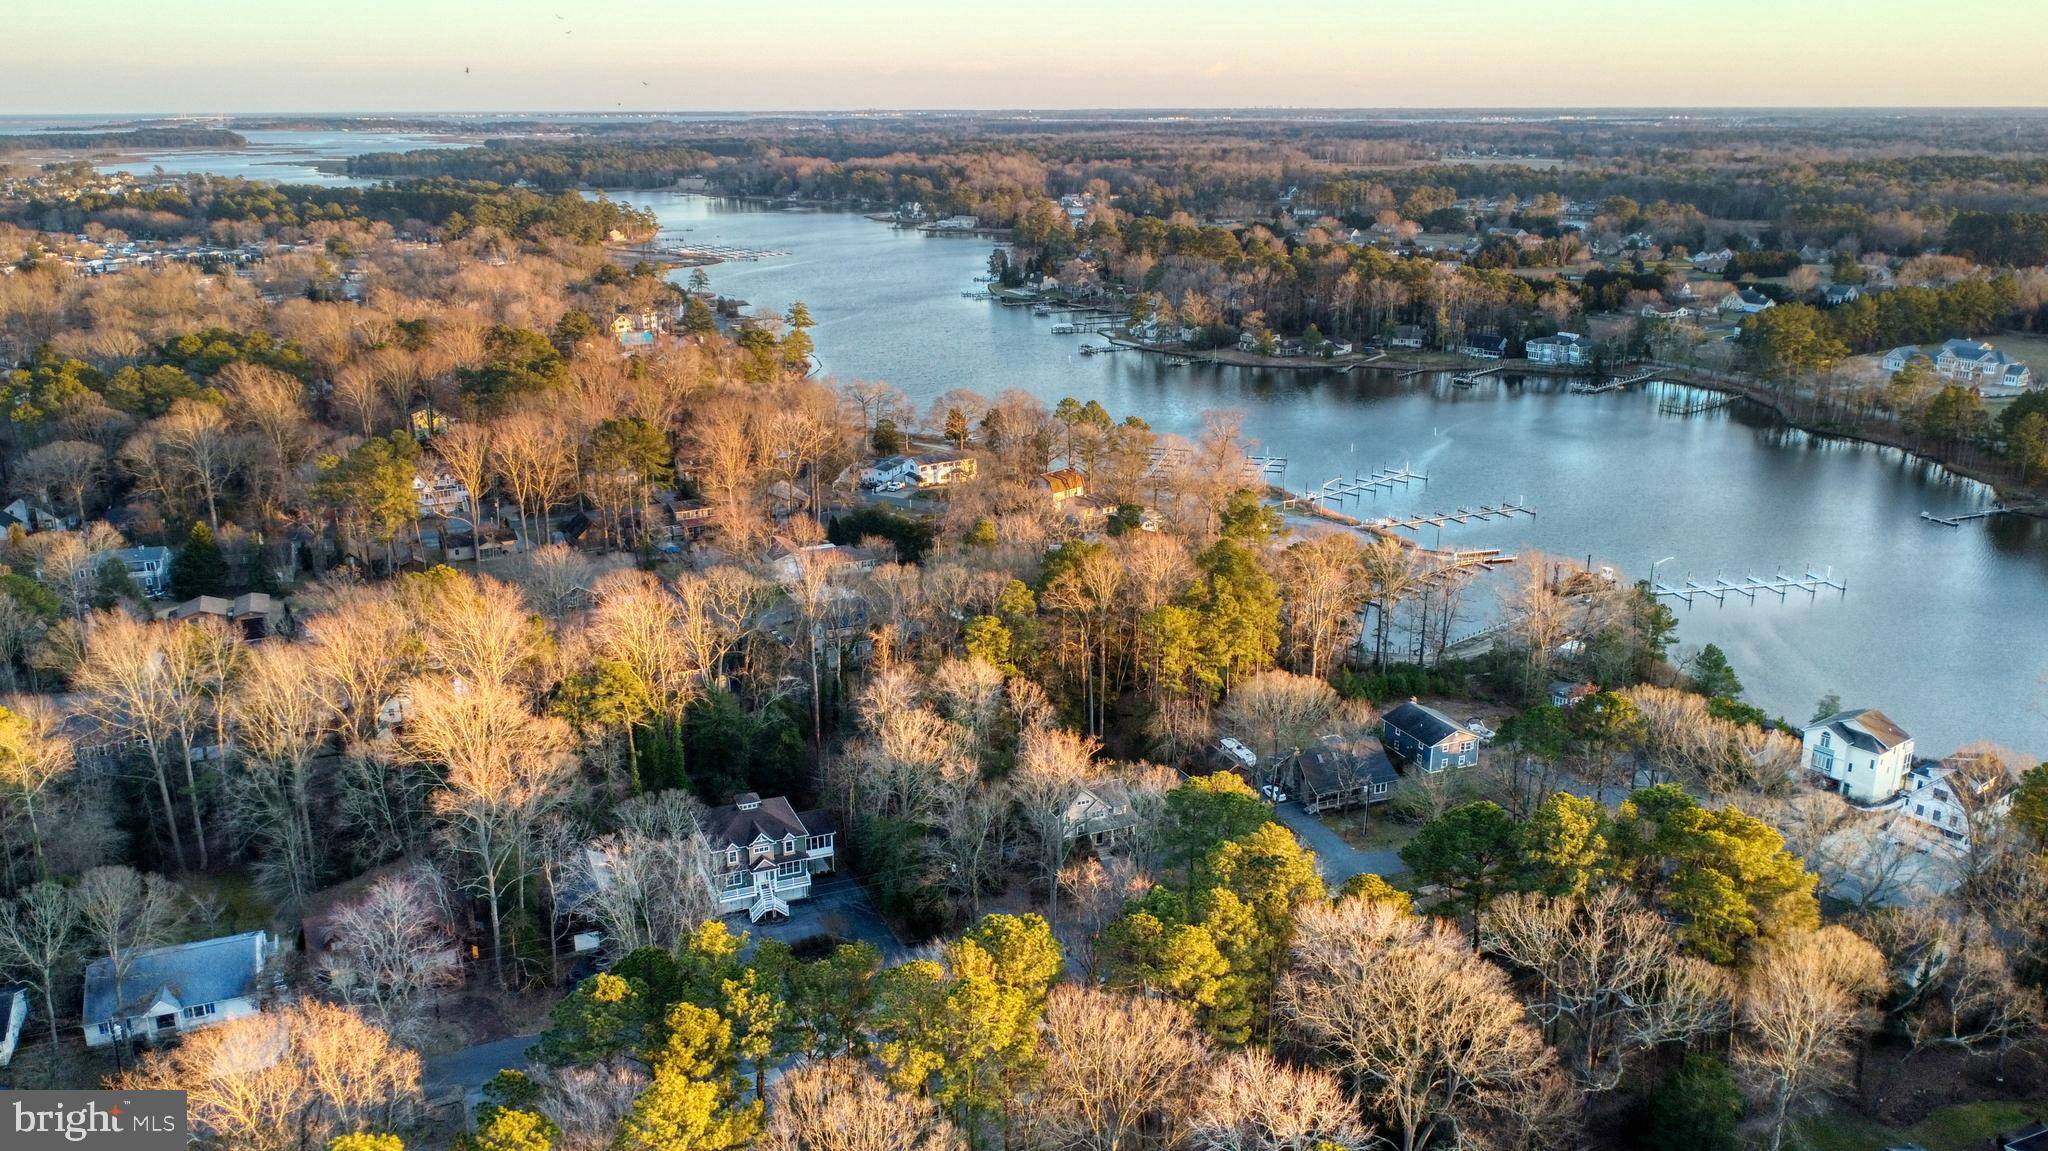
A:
[1381, 700, 1480, 773]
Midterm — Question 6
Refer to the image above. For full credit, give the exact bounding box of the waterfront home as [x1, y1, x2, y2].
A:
[1390, 324, 1426, 349]
[1934, 339, 2033, 392]
[1282, 736, 1399, 813]
[112, 545, 173, 597]
[1035, 468, 1087, 508]
[1526, 332, 1593, 366]
[1381, 700, 1481, 773]
[933, 215, 979, 231]
[1720, 288, 1777, 315]
[1882, 345, 1932, 373]
[1802, 708, 1914, 805]
[1129, 316, 1198, 345]
[83, 931, 276, 1048]
[1458, 333, 1508, 360]
[1902, 750, 2014, 844]
[911, 450, 977, 487]
[705, 793, 836, 923]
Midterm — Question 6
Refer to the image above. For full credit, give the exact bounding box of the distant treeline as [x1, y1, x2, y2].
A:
[0, 128, 246, 153]
[9, 174, 658, 244]
[346, 141, 713, 190]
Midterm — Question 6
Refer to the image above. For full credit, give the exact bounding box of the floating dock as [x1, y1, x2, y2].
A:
[1921, 506, 2007, 527]
[1369, 502, 1534, 532]
[1651, 569, 1847, 606]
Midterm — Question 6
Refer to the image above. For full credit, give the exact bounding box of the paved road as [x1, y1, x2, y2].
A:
[423, 1033, 541, 1101]
[1270, 802, 1408, 884]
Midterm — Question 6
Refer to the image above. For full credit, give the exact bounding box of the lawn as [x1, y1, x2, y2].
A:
[1322, 810, 1419, 856]
[1799, 1099, 2044, 1151]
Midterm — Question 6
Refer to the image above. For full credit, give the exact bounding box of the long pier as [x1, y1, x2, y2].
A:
[1650, 569, 1847, 606]
[1609, 369, 1658, 387]
[1921, 505, 2007, 527]
[1369, 502, 1534, 532]
[1571, 379, 1625, 394]
[1451, 365, 1506, 386]
[1147, 447, 1286, 483]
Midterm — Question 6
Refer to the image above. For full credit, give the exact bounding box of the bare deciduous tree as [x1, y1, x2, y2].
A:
[0, 880, 81, 1047]
[1481, 889, 1733, 1098]
[1735, 926, 1888, 1151]
[763, 1057, 964, 1151]
[121, 1000, 422, 1151]
[1034, 985, 1210, 1151]
[1277, 898, 1576, 1151]
[319, 867, 461, 1039]
[1188, 1048, 1374, 1151]
[76, 865, 187, 1036]
[563, 790, 719, 956]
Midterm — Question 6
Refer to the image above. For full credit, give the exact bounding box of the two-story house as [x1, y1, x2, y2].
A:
[1526, 332, 1593, 366]
[112, 545, 173, 598]
[705, 793, 837, 923]
[1381, 700, 1480, 773]
[83, 931, 275, 1048]
[911, 450, 978, 487]
[1802, 708, 1914, 805]
[1062, 783, 1138, 850]
[1902, 750, 2013, 844]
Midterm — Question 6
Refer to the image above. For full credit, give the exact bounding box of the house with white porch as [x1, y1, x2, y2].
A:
[83, 931, 275, 1048]
[1062, 782, 1138, 850]
[910, 450, 978, 487]
[1526, 332, 1593, 366]
[705, 793, 837, 922]
[1802, 708, 1914, 805]
[1935, 339, 2033, 392]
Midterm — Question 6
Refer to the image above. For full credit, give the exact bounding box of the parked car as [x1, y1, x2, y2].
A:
[1259, 784, 1289, 805]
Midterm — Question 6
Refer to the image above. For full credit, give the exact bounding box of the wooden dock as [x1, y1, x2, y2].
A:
[1609, 369, 1658, 387]
[1571, 379, 1625, 394]
[1369, 502, 1534, 532]
[1451, 365, 1506, 386]
[1650, 569, 1847, 606]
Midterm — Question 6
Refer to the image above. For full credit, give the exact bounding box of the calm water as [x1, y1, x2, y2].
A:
[0, 121, 478, 185]
[619, 193, 2048, 757]
[61, 140, 2048, 756]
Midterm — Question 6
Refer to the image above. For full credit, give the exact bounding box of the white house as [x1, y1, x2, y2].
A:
[911, 450, 978, 487]
[1935, 339, 2033, 392]
[1902, 751, 2013, 844]
[414, 469, 471, 518]
[1641, 304, 1697, 324]
[1802, 708, 1914, 805]
[83, 931, 275, 1048]
[704, 793, 837, 923]
[933, 215, 979, 231]
[861, 455, 918, 487]
[1882, 345, 1932, 373]
[1690, 248, 1735, 272]
[1526, 332, 1593, 366]
[1720, 289, 1777, 315]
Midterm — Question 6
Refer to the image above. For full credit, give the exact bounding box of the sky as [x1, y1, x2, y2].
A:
[10, 0, 2048, 114]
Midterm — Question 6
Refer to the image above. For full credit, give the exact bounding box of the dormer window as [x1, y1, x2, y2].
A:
[783, 835, 797, 854]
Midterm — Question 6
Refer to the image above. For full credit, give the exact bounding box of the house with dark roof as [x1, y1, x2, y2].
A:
[82, 931, 274, 1048]
[1381, 700, 1480, 773]
[1458, 333, 1508, 360]
[1719, 288, 1777, 315]
[704, 793, 837, 922]
[1802, 708, 1914, 805]
[1282, 737, 1399, 813]
[1062, 782, 1138, 849]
